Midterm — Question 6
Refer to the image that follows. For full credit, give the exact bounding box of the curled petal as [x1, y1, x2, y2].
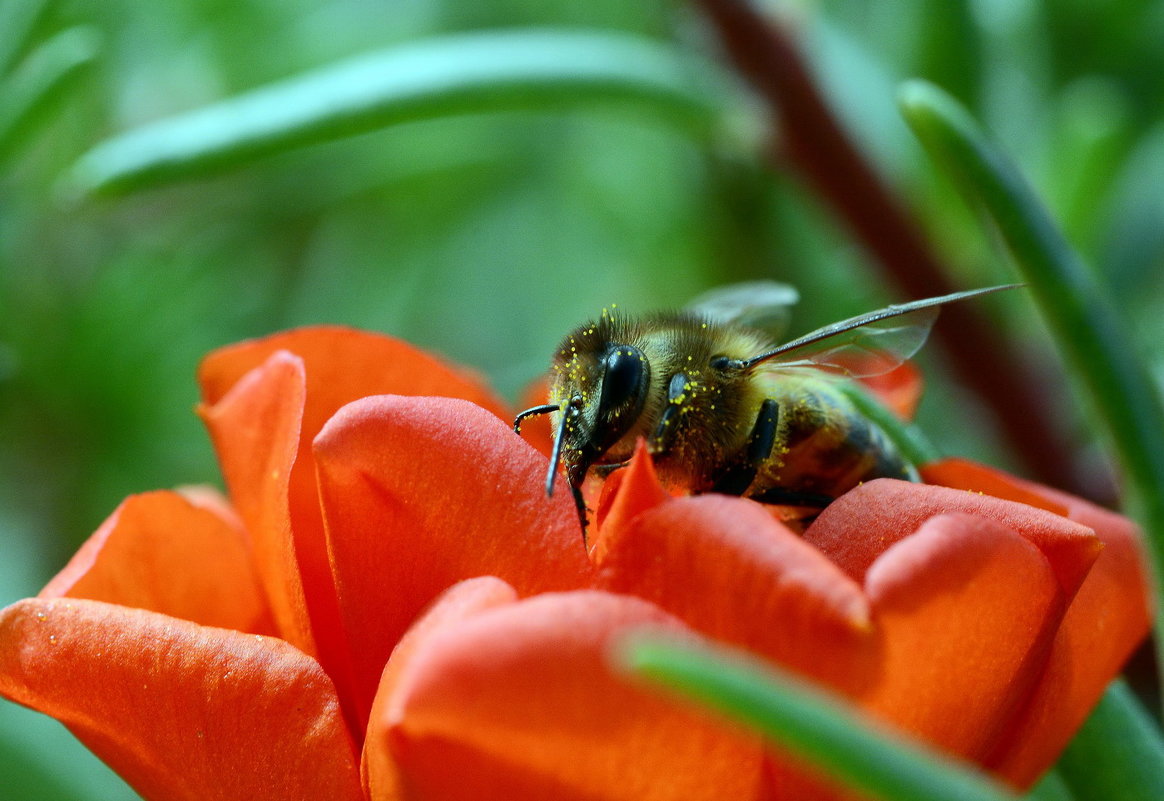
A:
[805, 479, 1101, 602]
[198, 327, 513, 710]
[364, 577, 520, 801]
[591, 440, 670, 560]
[383, 591, 767, 801]
[198, 352, 317, 654]
[597, 491, 875, 695]
[199, 325, 509, 425]
[0, 598, 360, 801]
[862, 513, 1064, 761]
[922, 459, 1152, 785]
[313, 395, 595, 731]
[39, 491, 273, 634]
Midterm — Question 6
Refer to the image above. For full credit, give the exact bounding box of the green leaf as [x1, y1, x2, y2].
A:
[1023, 770, 1074, 801]
[897, 78, 1164, 697]
[64, 28, 726, 197]
[619, 635, 1018, 801]
[0, 0, 51, 77]
[1056, 680, 1164, 801]
[0, 26, 100, 165]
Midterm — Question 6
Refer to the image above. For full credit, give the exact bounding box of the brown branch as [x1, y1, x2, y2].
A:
[693, 0, 1092, 497]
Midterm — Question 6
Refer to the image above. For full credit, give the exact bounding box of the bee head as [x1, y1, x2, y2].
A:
[539, 311, 654, 483]
[560, 342, 651, 483]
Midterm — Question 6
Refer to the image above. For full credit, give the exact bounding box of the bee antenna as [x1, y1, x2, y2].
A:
[513, 403, 559, 434]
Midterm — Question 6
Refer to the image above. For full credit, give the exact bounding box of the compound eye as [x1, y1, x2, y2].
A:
[598, 345, 647, 416]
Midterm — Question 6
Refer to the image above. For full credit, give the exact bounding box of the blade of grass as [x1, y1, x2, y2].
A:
[0, 26, 99, 166]
[1023, 770, 1074, 801]
[1055, 679, 1164, 801]
[897, 78, 1164, 698]
[0, 0, 52, 77]
[619, 634, 1018, 801]
[64, 28, 725, 198]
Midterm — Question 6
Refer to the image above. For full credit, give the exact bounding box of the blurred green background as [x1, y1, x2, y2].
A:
[2, 0, 1162, 797]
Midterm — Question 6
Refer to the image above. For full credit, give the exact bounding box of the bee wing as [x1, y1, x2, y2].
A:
[687, 281, 800, 338]
[747, 284, 1022, 378]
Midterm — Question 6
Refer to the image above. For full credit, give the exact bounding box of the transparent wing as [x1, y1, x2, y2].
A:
[747, 284, 1022, 378]
[686, 281, 800, 339]
[756, 307, 938, 378]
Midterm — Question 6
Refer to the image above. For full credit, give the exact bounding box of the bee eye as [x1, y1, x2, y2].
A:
[599, 345, 648, 415]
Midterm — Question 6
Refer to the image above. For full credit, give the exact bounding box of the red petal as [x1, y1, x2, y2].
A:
[596, 492, 875, 695]
[804, 479, 1101, 602]
[363, 577, 519, 801]
[199, 325, 508, 420]
[198, 352, 317, 654]
[313, 395, 595, 732]
[515, 377, 554, 458]
[590, 440, 670, 560]
[922, 459, 1152, 785]
[383, 591, 767, 801]
[39, 492, 273, 634]
[860, 513, 1064, 761]
[0, 598, 361, 801]
[199, 327, 513, 715]
[919, 459, 1067, 515]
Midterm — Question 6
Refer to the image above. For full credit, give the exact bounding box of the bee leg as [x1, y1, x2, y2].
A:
[710, 399, 779, 496]
[650, 373, 691, 455]
[748, 487, 835, 507]
[572, 483, 591, 546]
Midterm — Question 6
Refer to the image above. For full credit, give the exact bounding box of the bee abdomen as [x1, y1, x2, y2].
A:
[752, 388, 913, 502]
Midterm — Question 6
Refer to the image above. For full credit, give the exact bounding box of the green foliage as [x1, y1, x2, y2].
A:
[1058, 680, 1164, 800]
[621, 635, 1019, 801]
[66, 29, 726, 196]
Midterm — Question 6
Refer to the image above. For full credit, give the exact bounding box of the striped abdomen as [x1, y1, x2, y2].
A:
[748, 379, 914, 504]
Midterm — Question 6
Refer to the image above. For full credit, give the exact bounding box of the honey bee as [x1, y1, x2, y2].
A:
[515, 283, 1019, 527]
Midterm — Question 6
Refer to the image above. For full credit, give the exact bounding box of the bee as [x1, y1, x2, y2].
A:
[514, 283, 1019, 527]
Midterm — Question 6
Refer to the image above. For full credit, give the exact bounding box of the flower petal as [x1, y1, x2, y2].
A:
[515, 377, 554, 457]
[198, 327, 514, 715]
[922, 459, 1152, 785]
[364, 577, 520, 801]
[0, 598, 361, 801]
[39, 491, 273, 634]
[313, 395, 596, 731]
[198, 352, 317, 654]
[590, 440, 670, 560]
[596, 491, 875, 695]
[861, 513, 1064, 762]
[382, 591, 767, 801]
[199, 325, 509, 421]
[804, 479, 1101, 602]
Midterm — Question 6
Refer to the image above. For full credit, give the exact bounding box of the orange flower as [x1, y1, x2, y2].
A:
[0, 327, 1150, 800]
